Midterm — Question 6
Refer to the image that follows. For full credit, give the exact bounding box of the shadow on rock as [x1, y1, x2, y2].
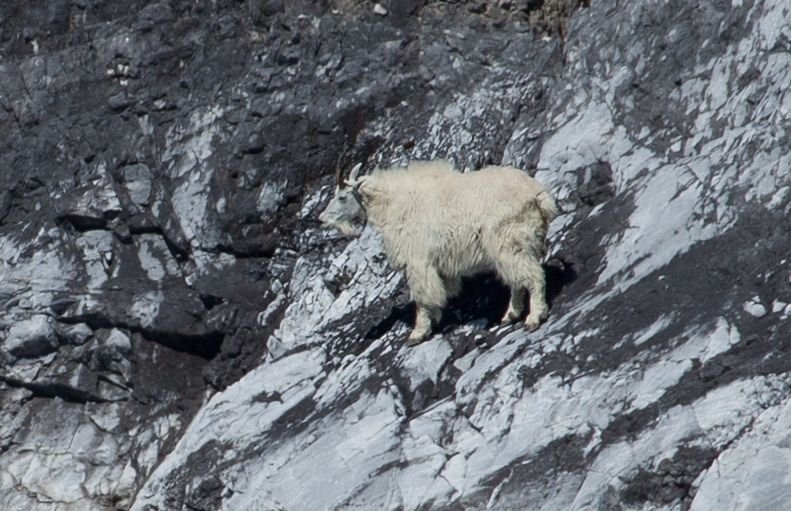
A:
[545, 256, 578, 305]
[364, 302, 415, 341]
[364, 258, 578, 341]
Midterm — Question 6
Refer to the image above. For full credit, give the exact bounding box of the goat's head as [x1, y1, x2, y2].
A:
[318, 162, 366, 236]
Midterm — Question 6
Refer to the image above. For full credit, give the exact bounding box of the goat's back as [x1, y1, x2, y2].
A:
[376, 163, 552, 225]
[465, 165, 546, 200]
[430, 166, 550, 222]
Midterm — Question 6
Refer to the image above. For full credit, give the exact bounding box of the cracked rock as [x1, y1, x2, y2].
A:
[5, 315, 58, 359]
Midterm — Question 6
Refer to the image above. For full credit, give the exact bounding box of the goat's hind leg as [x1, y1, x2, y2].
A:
[523, 257, 548, 331]
[496, 245, 548, 332]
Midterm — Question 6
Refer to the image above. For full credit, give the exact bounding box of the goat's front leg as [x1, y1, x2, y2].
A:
[500, 287, 525, 325]
[406, 263, 446, 346]
[408, 305, 436, 346]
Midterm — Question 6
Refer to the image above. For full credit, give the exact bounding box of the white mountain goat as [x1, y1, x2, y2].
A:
[319, 159, 558, 345]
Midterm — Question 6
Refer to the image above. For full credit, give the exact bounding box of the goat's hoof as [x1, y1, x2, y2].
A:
[525, 317, 541, 332]
[406, 335, 425, 347]
[407, 328, 429, 346]
[500, 312, 520, 325]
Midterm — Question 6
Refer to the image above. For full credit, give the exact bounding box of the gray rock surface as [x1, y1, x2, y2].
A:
[1, 0, 790, 510]
[5, 315, 58, 358]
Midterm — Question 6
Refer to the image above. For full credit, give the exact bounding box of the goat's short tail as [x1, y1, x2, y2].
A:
[536, 190, 559, 225]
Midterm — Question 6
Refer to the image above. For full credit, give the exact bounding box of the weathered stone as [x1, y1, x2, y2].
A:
[104, 328, 132, 356]
[373, 3, 388, 16]
[248, 0, 285, 25]
[108, 91, 135, 111]
[122, 163, 153, 206]
[56, 322, 94, 345]
[5, 315, 58, 358]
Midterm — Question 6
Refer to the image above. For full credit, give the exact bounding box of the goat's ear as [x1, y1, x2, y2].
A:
[349, 162, 363, 181]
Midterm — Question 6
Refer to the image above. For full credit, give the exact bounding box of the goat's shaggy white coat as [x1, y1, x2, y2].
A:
[319, 160, 558, 344]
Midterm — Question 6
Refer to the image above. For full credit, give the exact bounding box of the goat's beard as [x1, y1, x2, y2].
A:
[334, 220, 362, 236]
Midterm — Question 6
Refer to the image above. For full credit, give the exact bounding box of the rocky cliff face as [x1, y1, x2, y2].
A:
[1, 0, 790, 509]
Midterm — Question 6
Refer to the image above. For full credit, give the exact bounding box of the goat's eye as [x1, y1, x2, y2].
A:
[338, 196, 347, 203]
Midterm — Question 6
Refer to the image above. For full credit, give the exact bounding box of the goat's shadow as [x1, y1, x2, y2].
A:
[364, 257, 578, 341]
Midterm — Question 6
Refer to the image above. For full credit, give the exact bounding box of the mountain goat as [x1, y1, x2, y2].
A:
[319, 159, 558, 345]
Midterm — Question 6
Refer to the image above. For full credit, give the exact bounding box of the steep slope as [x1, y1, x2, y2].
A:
[1, 1, 790, 510]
